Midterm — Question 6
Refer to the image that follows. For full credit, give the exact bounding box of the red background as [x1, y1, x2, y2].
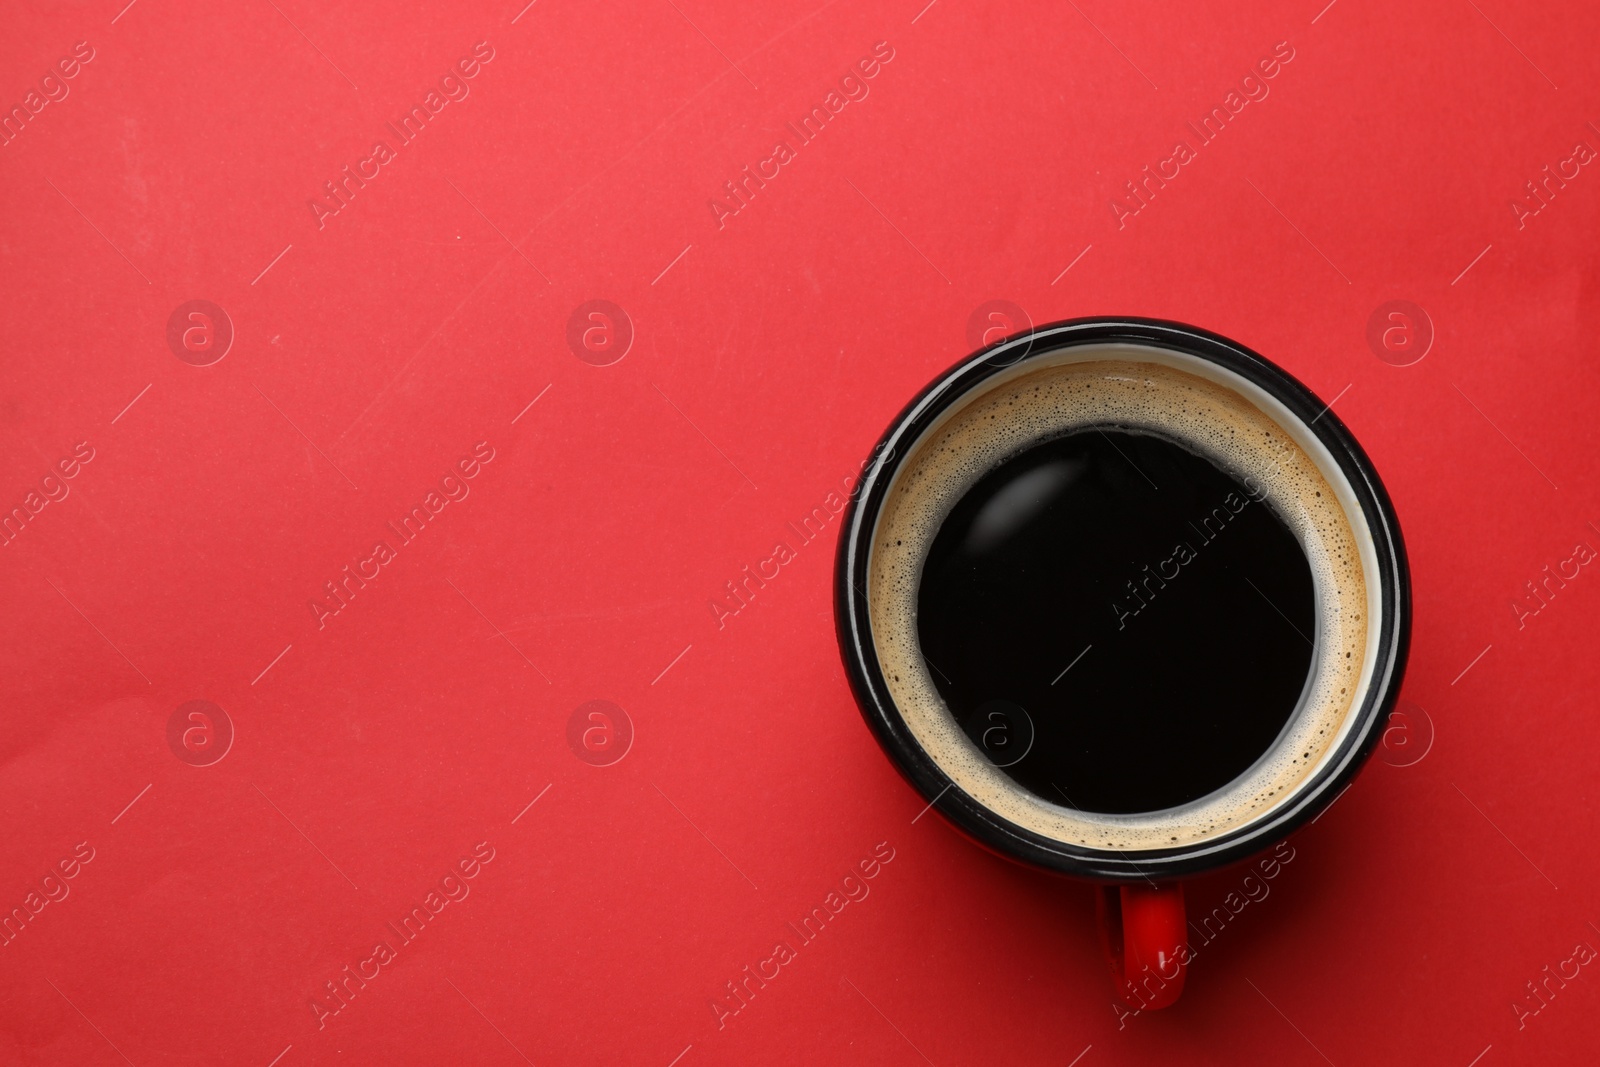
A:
[3, 0, 1598, 1063]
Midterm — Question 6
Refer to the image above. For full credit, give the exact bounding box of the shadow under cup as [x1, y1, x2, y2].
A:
[835, 319, 1410, 1004]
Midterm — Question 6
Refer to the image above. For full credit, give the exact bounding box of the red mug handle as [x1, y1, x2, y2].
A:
[1096, 881, 1187, 1009]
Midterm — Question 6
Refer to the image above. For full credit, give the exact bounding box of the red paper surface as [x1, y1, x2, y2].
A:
[3, 1, 1599, 1063]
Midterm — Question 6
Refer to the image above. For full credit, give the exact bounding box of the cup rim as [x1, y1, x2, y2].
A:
[834, 317, 1411, 880]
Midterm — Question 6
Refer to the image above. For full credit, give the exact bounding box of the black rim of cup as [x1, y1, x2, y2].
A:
[834, 317, 1412, 880]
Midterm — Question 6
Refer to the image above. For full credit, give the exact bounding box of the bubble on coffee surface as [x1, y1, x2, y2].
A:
[868, 354, 1371, 850]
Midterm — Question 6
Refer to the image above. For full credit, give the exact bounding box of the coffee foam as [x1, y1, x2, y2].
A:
[868, 347, 1372, 850]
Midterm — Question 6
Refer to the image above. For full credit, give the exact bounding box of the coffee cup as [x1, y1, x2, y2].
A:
[835, 318, 1410, 1008]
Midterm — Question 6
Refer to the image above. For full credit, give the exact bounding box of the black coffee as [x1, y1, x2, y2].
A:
[917, 428, 1315, 814]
